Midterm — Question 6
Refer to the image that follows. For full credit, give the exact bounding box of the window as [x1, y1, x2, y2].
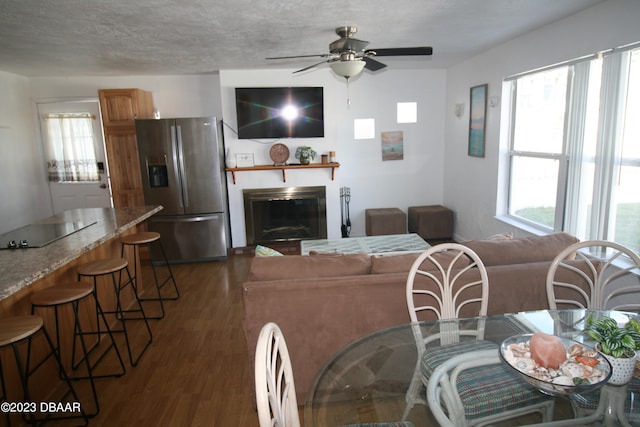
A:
[505, 44, 640, 253]
[44, 113, 100, 182]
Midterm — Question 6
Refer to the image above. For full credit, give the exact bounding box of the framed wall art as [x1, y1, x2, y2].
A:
[236, 153, 255, 168]
[468, 84, 488, 158]
[381, 131, 404, 161]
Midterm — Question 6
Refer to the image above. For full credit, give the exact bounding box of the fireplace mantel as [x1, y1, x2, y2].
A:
[226, 163, 340, 184]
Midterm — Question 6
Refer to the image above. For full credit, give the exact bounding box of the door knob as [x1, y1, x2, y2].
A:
[99, 183, 107, 189]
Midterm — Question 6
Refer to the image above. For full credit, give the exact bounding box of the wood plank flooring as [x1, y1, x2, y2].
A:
[42, 254, 259, 427]
[23, 252, 572, 427]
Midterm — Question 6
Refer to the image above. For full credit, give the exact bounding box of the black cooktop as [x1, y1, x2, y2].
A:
[1, 220, 96, 249]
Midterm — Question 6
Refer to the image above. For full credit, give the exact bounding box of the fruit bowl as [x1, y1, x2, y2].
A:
[499, 334, 612, 395]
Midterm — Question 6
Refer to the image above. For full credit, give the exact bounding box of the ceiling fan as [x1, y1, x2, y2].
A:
[266, 26, 433, 80]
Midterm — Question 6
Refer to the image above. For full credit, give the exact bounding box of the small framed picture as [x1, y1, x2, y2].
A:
[236, 153, 254, 168]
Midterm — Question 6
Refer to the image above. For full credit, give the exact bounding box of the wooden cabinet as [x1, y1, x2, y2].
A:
[98, 89, 154, 207]
[103, 129, 145, 207]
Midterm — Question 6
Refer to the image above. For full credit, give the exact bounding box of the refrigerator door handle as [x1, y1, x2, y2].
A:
[151, 214, 222, 223]
[170, 125, 184, 209]
[176, 125, 189, 208]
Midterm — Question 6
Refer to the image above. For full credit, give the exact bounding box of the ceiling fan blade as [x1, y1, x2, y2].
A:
[293, 59, 333, 74]
[363, 56, 387, 72]
[365, 47, 433, 57]
[266, 54, 329, 60]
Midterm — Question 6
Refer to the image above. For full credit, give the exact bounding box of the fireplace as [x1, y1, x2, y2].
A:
[243, 186, 327, 245]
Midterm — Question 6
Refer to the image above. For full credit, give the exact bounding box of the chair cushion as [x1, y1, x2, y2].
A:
[339, 423, 415, 427]
[573, 377, 640, 411]
[455, 363, 551, 419]
[421, 340, 498, 378]
[421, 340, 551, 420]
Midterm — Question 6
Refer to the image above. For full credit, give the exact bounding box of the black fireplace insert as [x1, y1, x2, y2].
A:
[243, 186, 327, 245]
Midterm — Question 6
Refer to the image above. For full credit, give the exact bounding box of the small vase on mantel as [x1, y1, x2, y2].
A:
[295, 146, 316, 166]
[225, 148, 236, 168]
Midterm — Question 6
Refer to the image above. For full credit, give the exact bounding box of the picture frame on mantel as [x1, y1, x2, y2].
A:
[236, 153, 254, 168]
[468, 83, 488, 158]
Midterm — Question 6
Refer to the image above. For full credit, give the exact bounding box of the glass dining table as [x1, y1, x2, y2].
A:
[304, 309, 640, 427]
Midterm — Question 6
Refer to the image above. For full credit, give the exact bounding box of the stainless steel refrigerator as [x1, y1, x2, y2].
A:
[135, 117, 229, 262]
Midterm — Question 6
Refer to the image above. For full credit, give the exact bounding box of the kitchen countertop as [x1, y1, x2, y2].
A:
[0, 205, 162, 301]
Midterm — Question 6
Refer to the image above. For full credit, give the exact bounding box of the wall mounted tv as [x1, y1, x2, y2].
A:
[235, 87, 324, 139]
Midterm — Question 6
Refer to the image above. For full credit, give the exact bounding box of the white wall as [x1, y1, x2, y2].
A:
[444, 0, 640, 242]
[28, 74, 222, 119]
[0, 74, 221, 234]
[2, 70, 445, 246]
[0, 71, 51, 234]
[220, 68, 446, 246]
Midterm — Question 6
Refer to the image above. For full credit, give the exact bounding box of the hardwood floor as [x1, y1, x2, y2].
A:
[22, 252, 572, 427]
[44, 253, 259, 427]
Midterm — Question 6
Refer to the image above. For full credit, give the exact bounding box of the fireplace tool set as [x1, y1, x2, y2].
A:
[340, 187, 351, 238]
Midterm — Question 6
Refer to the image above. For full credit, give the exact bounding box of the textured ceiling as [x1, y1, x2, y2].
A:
[0, 0, 603, 77]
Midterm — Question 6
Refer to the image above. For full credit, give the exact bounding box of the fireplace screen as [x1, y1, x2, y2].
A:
[244, 186, 327, 245]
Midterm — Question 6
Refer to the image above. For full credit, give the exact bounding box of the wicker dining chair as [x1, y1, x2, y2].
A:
[255, 322, 416, 427]
[546, 240, 640, 311]
[546, 239, 640, 420]
[404, 243, 554, 425]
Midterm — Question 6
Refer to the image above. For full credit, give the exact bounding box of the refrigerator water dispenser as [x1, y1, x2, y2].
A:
[147, 157, 169, 188]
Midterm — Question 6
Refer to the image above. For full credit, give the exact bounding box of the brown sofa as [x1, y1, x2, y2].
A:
[242, 232, 579, 402]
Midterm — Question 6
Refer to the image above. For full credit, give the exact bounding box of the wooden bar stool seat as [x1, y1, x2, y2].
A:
[30, 282, 126, 417]
[121, 231, 158, 246]
[0, 315, 88, 426]
[77, 258, 153, 367]
[30, 282, 93, 306]
[77, 258, 129, 277]
[121, 231, 180, 320]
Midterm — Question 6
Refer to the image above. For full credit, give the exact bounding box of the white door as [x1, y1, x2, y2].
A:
[38, 100, 112, 214]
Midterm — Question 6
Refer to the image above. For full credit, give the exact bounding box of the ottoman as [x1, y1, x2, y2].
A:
[365, 208, 406, 236]
[408, 205, 453, 240]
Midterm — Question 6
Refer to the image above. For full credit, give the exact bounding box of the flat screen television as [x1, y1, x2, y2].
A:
[235, 87, 324, 139]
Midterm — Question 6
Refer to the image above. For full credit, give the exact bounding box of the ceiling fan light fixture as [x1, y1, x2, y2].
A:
[330, 60, 365, 78]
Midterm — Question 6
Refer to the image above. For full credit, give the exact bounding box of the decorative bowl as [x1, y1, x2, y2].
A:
[499, 334, 612, 396]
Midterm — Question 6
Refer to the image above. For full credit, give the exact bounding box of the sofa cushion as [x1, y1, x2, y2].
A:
[247, 253, 372, 281]
[462, 232, 578, 267]
[370, 253, 421, 274]
[370, 250, 472, 274]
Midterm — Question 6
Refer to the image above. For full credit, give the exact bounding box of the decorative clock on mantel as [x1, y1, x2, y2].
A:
[269, 143, 290, 166]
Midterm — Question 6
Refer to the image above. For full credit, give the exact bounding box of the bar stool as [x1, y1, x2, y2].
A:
[121, 231, 179, 320]
[77, 258, 153, 367]
[0, 315, 88, 426]
[30, 282, 126, 416]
